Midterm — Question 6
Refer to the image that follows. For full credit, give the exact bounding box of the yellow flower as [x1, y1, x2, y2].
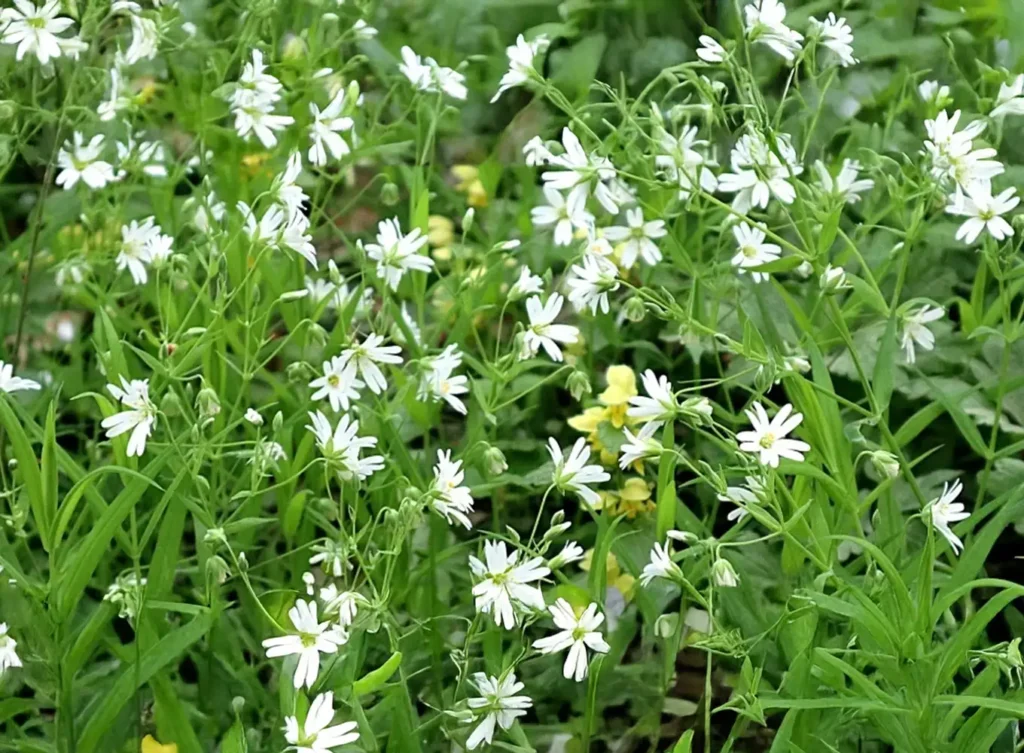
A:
[142, 736, 177, 753]
[427, 215, 455, 248]
[567, 406, 607, 434]
[598, 365, 637, 428]
[241, 152, 273, 179]
[451, 165, 488, 208]
[616, 478, 655, 518]
[580, 549, 635, 601]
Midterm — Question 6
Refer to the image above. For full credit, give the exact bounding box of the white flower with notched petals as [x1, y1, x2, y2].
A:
[239, 202, 318, 268]
[565, 253, 619, 314]
[338, 333, 402, 395]
[101, 377, 158, 457]
[521, 294, 579, 361]
[628, 370, 677, 422]
[718, 131, 801, 214]
[523, 136, 552, 166]
[731, 222, 780, 282]
[509, 266, 544, 301]
[697, 35, 726, 63]
[743, 0, 803, 62]
[55, 133, 118, 191]
[115, 217, 161, 285]
[309, 540, 348, 578]
[542, 127, 623, 215]
[0, 623, 21, 675]
[1, 0, 79, 65]
[548, 437, 610, 506]
[464, 673, 533, 750]
[946, 183, 1018, 244]
[900, 304, 944, 364]
[737, 402, 810, 468]
[0, 361, 40, 393]
[98, 67, 132, 122]
[309, 356, 363, 412]
[430, 450, 475, 529]
[418, 345, 469, 415]
[469, 541, 549, 630]
[351, 19, 377, 40]
[232, 98, 294, 148]
[273, 152, 309, 222]
[125, 13, 159, 64]
[319, 585, 362, 628]
[654, 125, 718, 201]
[308, 90, 355, 167]
[283, 691, 359, 753]
[639, 541, 682, 586]
[718, 476, 767, 522]
[306, 411, 384, 481]
[261, 599, 347, 690]
[927, 478, 969, 555]
[619, 421, 664, 469]
[492, 34, 549, 102]
[399, 46, 466, 99]
[814, 159, 873, 203]
[808, 13, 856, 67]
[363, 218, 433, 291]
[992, 74, 1024, 119]
[602, 208, 666, 268]
[533, 600, 610, 682]
[531, 186, 592, 247]
[923, 110, 1003, 189]
[918, 80, 949, 105]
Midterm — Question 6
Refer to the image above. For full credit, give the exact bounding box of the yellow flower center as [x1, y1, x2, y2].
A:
[759, 432, 775, 449]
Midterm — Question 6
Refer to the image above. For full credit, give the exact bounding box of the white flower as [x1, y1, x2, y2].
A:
[542, 127, 622, 215]
[309, 356, 364, 412]
[308, 90, 355, 167]
[306, 410, 384, 481]
[125, 13, 158, 64]
[946, 183, 1018, 244]
[523, 136, 552, 166]
[737, 402, 809, 468]
[319, 585, 362, 628]
[418, 345, 469, 414]
[918, 80, 949, 105]
[718, 478, 765, 522]
[548, 437, 610, 506]
[55, 258, 89, 287]
[531, 187, 591, 247]
[549, 541, 584, 569]
[239, 202, 317, 268]
[522, 294, 579, 362]
[654, 125, 718, 201]
[565, 253, 619, 314]
[814, 159, 874, 203]
[101, 377, 158, 457]
[1, 0, 78, 65]
[602, 208, 666, 268]
[819, 264, 851, 293]
[226, 53, 292, 148]
[98, 67, 132, 122]
[245, 408, 263, 425]
[697, 35, 725, 63]
[273, 152, 309, 222]
[927, 479, 969, 555]
[261, 599, 347, 689]
[992, 74, 1024, 119]
[192, 189, 226, 234]
[731, 222, 780, 282]
[55, 133, 117, 191]
[743, 0, 803, 62]
[465, 673, 533, 750]
[923, 110, 1003, 189]
[232, 99, 294, 147]
[533, 600, 609, 682]
[469, 541, 549, 629]
[509, 266, 544, 300]
[363, 218, 433, 291]
[338, 333, 402, 395]
[618, 421, 664, 469]
[628, 370, 677, 422]
[310, 540, 348, 578]
[115, 217, 162, 285]
[639, 541, 681, 586]
[0, 361, 40, 393]
[900, 304, 944, 364]
[0, 623, 21, 675]
[431, 450, 475, 529]
[116, 136, 168, 179]
[492, 34, 548, 102]
[351, 19, 377, 40]
[399, 46, 466, 99]
[808, 13, 856, 67]
[284, 691, 359, 753]
[718, 132, 801, 214]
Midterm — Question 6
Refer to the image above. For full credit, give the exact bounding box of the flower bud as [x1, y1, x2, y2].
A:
[623, 295, 646, 323]
[482, 444, 507, 476]
[380, 181, 400, 206]
[654, 612, 679, 638]
[819, 264, 851, 294]
[548, 541, 584, 569]
[711, 556, 740, 588]
[281, 34, 307, 62]
[754, 362, 777, 392]
[160, 390, 183, 417]
[272, 411, 284, 432]
[245, 408, 263, 426]
[462, 207, 475, 235]
[869, 450, 899, 479]
[231, 697, 246, 714]
[196, 385, 221, 419]
[237, 552, 249, 571]
[795, 260, 813, 279]
[204, 527, 227, 546]
[566, 369, 592, 402]
[206, 554, 230, 585]
[308, 322, 329, 348]
[680, 396, 713, 426]
[327, 259, 343, 286]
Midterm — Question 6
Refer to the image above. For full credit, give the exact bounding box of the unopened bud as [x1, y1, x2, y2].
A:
[566, 370, 591, 402]
[462, 207, 475, 235]
[380, 182, 400, 206]
[196, 385, 221, 419]
[819, 264, 851, 294]
[711, 556, 740, 588]
[272, 411, 284, 432]
[482, 445, 508, 476]
[869, 450, 899, 479]
[624, 295, 646, 323]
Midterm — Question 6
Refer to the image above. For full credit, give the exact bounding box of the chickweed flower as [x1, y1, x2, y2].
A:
[306, 411, 384, 481]
[0, 623, 21, 675]
[618, 421, 663, 469]
[991, 74, 1024, 119]
[261, 599, 347, 689]
[469, 540, 549, 629]
[363, 218, 433, 291]
[602, 207, 666, 268]
[283, 691, 359, 753]
[542, 127, 623, 215]
[533, 600, 610, 681]
[946, 183, 1018, 244]
[927, 479, 969, 555]
[418, 345, 469, 415]
[308, 89, 355, 167]
[531, 187, 591, 247]
[548, 437, 610, 506]
[900, 304, 944, 363]
[492, 34, 549, 102]
[339, 333, 402, 395]
[521, 294, 579, 361]
[0, 361, 41, 393]
[101, 377, 158, 457]
[813, 159, 874, 203]
[808, 13, 856, 67]
[640, 541, 682, 586]
[737, 402, 810, 468]
[731, 222, 780, 282]
[55, 133, 118, 191]
[465, 672, 533, 750]
[697, 35, 726, 63]
[628, 370, 678, 422]
[743, 0, 803, 62]
[509, 266, 544, 300]
[711, 556, 740, 587]
[309, 356, 363, 412]
[718, 132, 801, 213]
[1, 0, 80, 65]
[565, 253, 619, 314]
[430, 450, 475, 529]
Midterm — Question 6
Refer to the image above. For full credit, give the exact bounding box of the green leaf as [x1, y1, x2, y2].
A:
[872, 316, 897, 413]
[550, 34, 607, 101]
[40, 400, 58, 553]
[0, 397, 47, 551]
[220, 714, 247, 753]
[655, 420, 677, 539]
[353, 651, 403, 696]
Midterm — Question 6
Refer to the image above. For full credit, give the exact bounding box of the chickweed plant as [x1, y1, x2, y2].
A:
[2, 0, 1024, 751]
